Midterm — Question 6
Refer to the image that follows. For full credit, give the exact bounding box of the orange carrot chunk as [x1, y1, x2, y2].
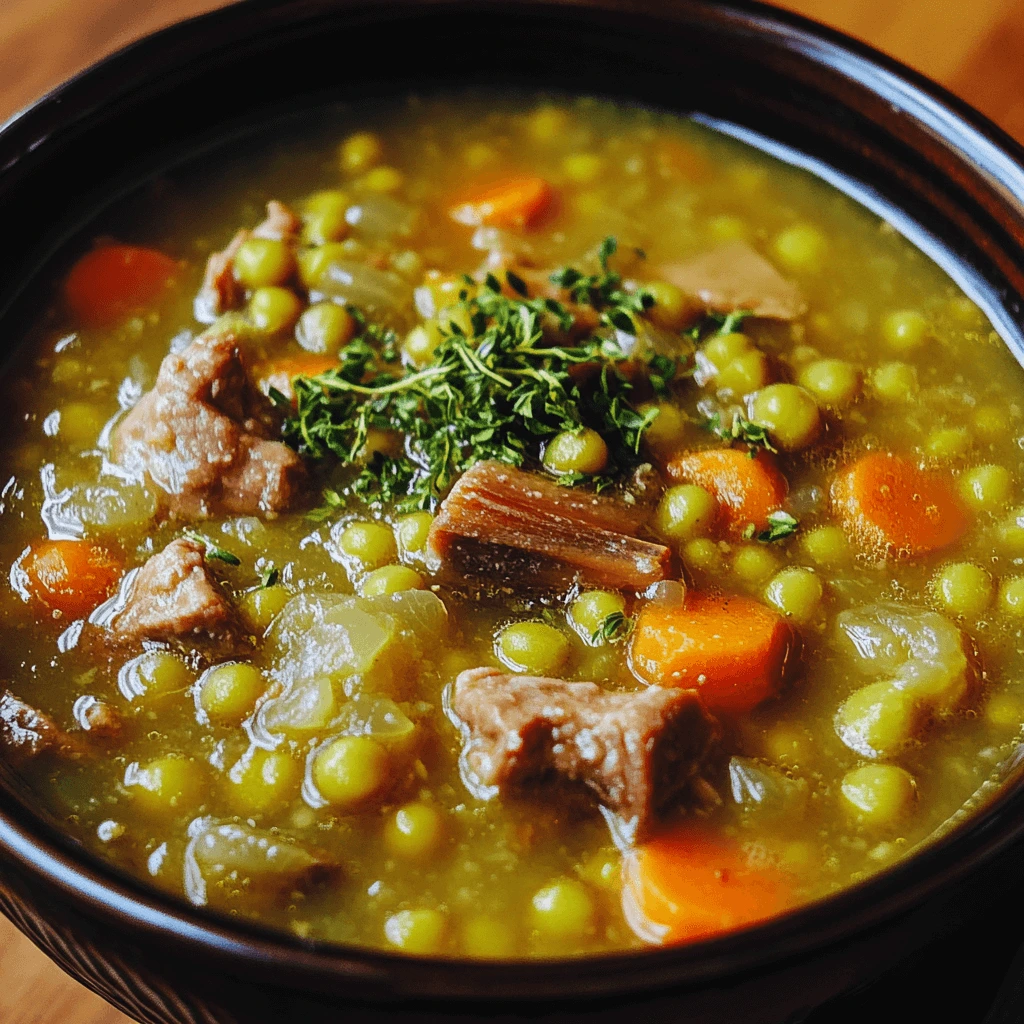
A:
[64, 244, 179, 327]
[256, 353, 340, 401]
[666, 447, 788, 537]
[630, 593, 792, 714]
[449, 176, 555, 230]
[831, 451, 968, 558]
[622, 829, 794, 945]
[17, 540, 122, 618]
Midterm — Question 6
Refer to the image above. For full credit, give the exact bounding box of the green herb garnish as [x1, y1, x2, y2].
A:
[182, 530, 241, 566]
[591, 611, 634, 644]
[285, 239, 668, 512]
[258, 563, 280, 588]
[686, 308, 755, 344]
[705, 412, 778, 455]
[742, 510, 800, 543]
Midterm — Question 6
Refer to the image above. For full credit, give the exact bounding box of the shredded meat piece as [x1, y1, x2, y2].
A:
[452, 667, 720, 842]
[428, 460, 671, 592]
[108, 538, 242, 646]
[194, 200, 300, 322]
[0, 690, 76, 763]
[74, 696, 124, 740]
[113, 324, 306, 517]
[659, 240, 806, 320]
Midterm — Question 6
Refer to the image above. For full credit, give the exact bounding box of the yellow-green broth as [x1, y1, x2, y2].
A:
[1, 92, 1023, 958]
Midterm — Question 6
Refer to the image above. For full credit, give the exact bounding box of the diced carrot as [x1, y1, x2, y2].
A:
[64, 244, 179, 327]
[255, 353, 340, 401]
[655, 140, 711, 183]
[622, 828, 794, 945]
[630, 593, 792, 714]
[17, 540, 121, 618]
[666, 447, 788, 537]
[831, 451, 968, 558]
[449, 176, 555, 230]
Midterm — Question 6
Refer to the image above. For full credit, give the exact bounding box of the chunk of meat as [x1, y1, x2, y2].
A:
[113, 324, 306, 517]
[194, 200, 300, 323]
[428, 460, 671, 592]
[451, 666, 720, 842]
[107, 538, 242, 645]
[659, 240, 806, 320]
[0, 690, 76, 763]
[73, 695, 125, 740]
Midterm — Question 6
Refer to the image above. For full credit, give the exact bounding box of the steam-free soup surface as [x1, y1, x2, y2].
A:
[2, 93, 1024, 957]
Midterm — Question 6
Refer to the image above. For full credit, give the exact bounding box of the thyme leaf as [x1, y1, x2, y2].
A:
[182, 529, 241, 566]
[591, 611, 634, 644]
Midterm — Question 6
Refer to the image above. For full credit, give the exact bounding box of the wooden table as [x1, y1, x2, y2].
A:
[0, 2, 1022, 1022]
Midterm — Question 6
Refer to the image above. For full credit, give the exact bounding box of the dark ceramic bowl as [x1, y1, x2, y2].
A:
[3, 2, 1024, 1022]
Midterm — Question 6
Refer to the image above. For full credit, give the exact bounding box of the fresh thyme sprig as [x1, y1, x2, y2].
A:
[742, 510, 799, 543]
[182, 529, 241, 566]
[286, 239, 680, 514]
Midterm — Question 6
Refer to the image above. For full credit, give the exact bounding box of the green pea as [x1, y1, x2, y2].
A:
[750, 383, 821, 451]
[249, 286, 303, 334]
[302, 190, 350, 245]
[530, 879, 596, 940]
[396, 512, 434, 554]
[496, 621, 571, 675]
[841, 764, 917, 825]
[403, 321, 444, 366]
[682, 537, 723, 573]
[881, 310, 929, 353]
[637, 401, 687, 454]
[716, 350, 770, 395]
[227, 749, 301, 815]
[296, 302, 355, 354]
[569, 591, 627, 641]
[764, 567, 823, 623]
[131, 650, 193, 698]
[798, 359, 860, 407]
[233, 237, 294, 289]
[872, 362, 918, 402]
[339, 521, 397, 568]
[654, 484, 717, 541]
[313, 735, 390, 808]
[974, 405, 1009, 439]
[543, 429, 609, 475]
[563, 152, 605, 183]
[127, 756, 204, 817]
[732, 545, 780, 583]
[384, 803, 444, 859]
[772, 223, 827, 273]
[703, 332, 751, 367]
[239, 584, 291, 632]
[799, 526, 850, 567]
[959, 464, 1013, 511]
[925, 427, 972, 461]
[359, 565, 425, 596]
[996, 507, 1024, 553]
[384, 908, 446, 954]
[835, 680, 919, 758]
[340, 131, 383, 173]
[358, 166, 404, 193]
[644, 281, 697, 331]
[931, 562, 992, 618]
[199, 662, 265, 724]
[999, 577, 1024, 616]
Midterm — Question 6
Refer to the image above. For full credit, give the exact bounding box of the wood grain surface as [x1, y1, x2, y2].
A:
[0, 2, 1022, 1022]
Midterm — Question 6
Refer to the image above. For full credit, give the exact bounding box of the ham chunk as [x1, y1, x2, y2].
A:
[0, 690, 75, 763]
[113, 324, 306, 517]
[108, 538, 241, 646]
[451, 667, 720, 842]
[428, 460, 671, 592]
[195, 200, 300, 323]
[659, 240, 806, 320]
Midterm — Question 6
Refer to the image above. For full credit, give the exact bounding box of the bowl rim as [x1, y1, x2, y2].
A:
[3, 0, 1024, 1003]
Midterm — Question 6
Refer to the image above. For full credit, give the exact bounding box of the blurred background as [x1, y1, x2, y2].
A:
[0, 1, 1021, 1022]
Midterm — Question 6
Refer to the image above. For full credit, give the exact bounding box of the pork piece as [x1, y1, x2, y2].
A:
[659, 240, 806, 321]
[195, 200, 300, 322]
[428, 460, 671, 592]
[0, 690, 76, 763]
[452, 667, 720, 841]
[107, 538, 241, 646]
[113, 324, 306, 517]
